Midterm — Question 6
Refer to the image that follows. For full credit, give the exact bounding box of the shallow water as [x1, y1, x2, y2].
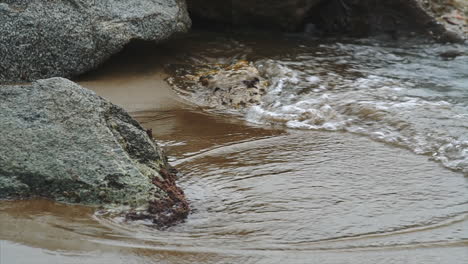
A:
[166, 32, 468, 175]
[1, 31, 468, 264]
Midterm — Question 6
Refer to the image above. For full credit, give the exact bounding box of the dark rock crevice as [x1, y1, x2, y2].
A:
[187, 0, 323, 31]
[186, 0, 466, 42]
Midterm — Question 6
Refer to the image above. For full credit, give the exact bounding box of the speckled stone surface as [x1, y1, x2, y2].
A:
[0, 0, 191, 83]
[0, 78, 188, 225]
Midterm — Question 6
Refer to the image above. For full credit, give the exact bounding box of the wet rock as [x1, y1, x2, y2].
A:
[439, 50, 465, 59]
[0, 78, 189, 226]
[306, 0, 467, 42]
[126, 166, 189, 228]
[419, 0, 468, 41]
[0, 0, 191, 83]
[168, 60, 269, 109]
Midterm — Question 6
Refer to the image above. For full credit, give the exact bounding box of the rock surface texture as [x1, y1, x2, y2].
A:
[0, 0, 191, 83]
[308, 0, 467, 42]
[419, 0, 468, 40]
[167, 60, 269, 109]
[0, 78, 189, 227]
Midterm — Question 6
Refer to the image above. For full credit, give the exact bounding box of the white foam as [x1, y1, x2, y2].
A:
[306, 76, 321, 84]
[244, 62, 468, 175]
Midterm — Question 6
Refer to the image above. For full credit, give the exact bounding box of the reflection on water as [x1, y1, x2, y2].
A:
[176, 132, 467, 249]
[134, 109, 283, 161]
[1, 32, 468, 264]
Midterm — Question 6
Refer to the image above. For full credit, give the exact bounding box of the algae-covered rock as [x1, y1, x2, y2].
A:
[0, 0, 191, 83]
[0, 78, 188, 226]
[167, 60, 269, 109]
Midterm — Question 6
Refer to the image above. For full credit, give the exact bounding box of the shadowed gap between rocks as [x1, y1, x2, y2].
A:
[75, 39, 177, 82]
[187, 0, 466, 42]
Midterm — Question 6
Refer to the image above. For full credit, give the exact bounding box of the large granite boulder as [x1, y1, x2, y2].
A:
[0, 0, 191, 83]
[0, 78, 189, 227]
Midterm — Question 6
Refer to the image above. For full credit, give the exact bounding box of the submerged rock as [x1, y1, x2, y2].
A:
[0, 78, 188, 227]
[0, 0, 191, 83]
[439, 49, 466, 59]
[168, 60, 269, 109]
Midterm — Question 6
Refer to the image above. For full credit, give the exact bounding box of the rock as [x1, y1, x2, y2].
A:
[0, 78, 189, 227]
[439, 50, 465, 59]
[0, 0, 191, 83]
[187, 0, 323, 30]
[306, 0, 467, 42]
[167, 60, 269, 109]
[419, 0, 468, 42]
[187, 0, 466, 42]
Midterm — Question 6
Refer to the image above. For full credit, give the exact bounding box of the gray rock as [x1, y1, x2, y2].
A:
[0, 78, 189, 226]
[0, 0, 191, 83]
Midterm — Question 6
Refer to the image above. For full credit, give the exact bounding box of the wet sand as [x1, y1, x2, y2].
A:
[77, 41, 184, 113]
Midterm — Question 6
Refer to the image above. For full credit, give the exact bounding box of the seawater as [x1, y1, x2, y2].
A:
[166, 32, 468, 175]
[1, 31, 467, 264]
